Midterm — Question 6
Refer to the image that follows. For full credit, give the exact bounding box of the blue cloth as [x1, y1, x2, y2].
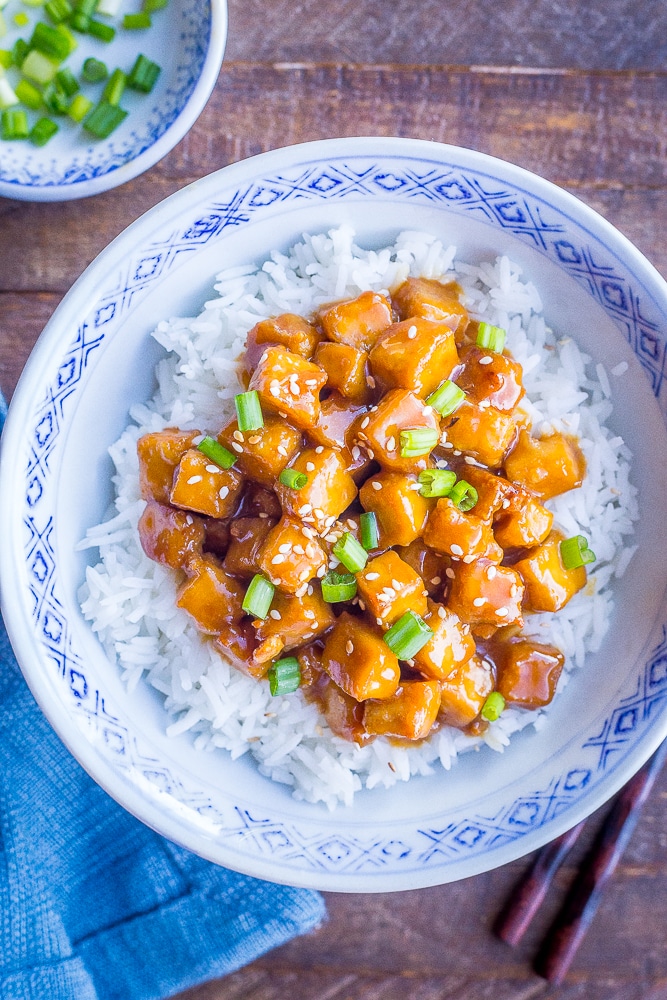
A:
[0, 396, 325, 1000]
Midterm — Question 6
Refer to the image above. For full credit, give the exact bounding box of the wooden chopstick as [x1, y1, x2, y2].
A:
[494, 739, 667, 983]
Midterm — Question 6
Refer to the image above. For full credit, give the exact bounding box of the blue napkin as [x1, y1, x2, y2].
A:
[0, 395, 325, 1000]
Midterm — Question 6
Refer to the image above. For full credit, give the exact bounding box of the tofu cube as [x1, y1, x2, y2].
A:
[438, 655, 494, 729]
[359, 471, 433, 548]
[363, 680, 442, 740]
[321, 612, 400, 701]
[252, 589, 336, 661]
[494, 638, 565, 708]
[369, 317, 459, 398]
[493, 487, 554, 549]
[222, 516, 278, 577]
[514, 531, 587, 611]
[440, 399, 519, 468]
[392, 277, 469, 334]
[138, 499, 204, 571]
[258, 516, 328, 593]
[309, 392, 369, 450]
[413, 601, 476, 680]
[446, 558, 524, 628]
[176, 554, 246, 633]
[356, 388, 440, 472]
[278, 446, 358, 533]
[249, 345, 328, 431]
[242, 313, 321, 383]
[318, 290, 393, 351]
[504, 429, 586, 499]
[218, 414, 302, 488]
[395, 539, 451, 597]
[356, 550, 428, 625]
[137, 428, 201, 504]
[170, 448, 243, 518]
[314, 341, 370, 401]
[423, 497, 503, 562]
[455, 344, 524, 411]
[454, 464, 518, 522]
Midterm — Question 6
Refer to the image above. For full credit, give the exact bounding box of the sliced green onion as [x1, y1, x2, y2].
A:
[44, 0, 73, 22]
[87, 18, 115, 41]
[481, 691, 506, 722]
[102, 66, 125, 105]
[21, 49, 59, 84]
[55, 65, 79, 96]
[360, 511, 379, 550]
[448, 479, 479, 512]
[321, 570, 357, 603]
[0, 76, 18, 109]
[426, 379, 466, 417]
[399, 427, 439, 458]
[13, 11, 30, 26]
[196, 435, 236, 470]
[127, 52, 160, 92]
[70, 0, 98, 30]
[242, 573, 275, 620]
[96, 0, 121, 14]
[30, 116, 58, 144]
[143, 0, 168, 10]
[67, 92, 92, 121]
[476, 321, 506, 353]
[234, 390, 264, 432]
[83, 99, 126, 137]
[43, 81, 69, 113]
[0, 50, 11, 69]
[1, 108, 29, 139]
[417, 468, 457, 498]
[560, 534, 596, 570]
[15, 78, 43, 109]
[279, 467, 308, 490]
[268, 657, 301, 696]
[31, 20, 76, 60]
[123, 11, 151, 28]
[81, 55, 107, 81]
[332, 532, 368, 573]
[384, 610, 433, 660]
[11, 38, 30, 67]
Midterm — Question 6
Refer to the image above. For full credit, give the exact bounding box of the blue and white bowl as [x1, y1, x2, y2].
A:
[2, 137, 667, 890]
[0, 0, 227, 201]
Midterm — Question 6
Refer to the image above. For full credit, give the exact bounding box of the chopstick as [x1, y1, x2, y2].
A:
[494, 739, 667, 984]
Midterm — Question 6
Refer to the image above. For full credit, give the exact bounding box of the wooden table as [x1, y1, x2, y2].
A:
[2, 1, 667, 996]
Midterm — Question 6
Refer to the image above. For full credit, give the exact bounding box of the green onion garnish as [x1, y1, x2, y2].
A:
[82, 56, 108, 82]
[55, 65, 79, 96]
[234, 390, 264, 432]
[14, 78, 42, 110]
[21, 49, 59, 85]
[43, 81, 70, 114]
[11, 38, 30, 68]
[321, 570, 357, 603]
[83, 99, 127, 137]
[417, 468, 457, 498]
[127, 52, 160, 92]
[0, 76, 18, 110]
[123, 11, 151, 28]
[481, 691, 506, 722]
[476, 322, 506, 353]
[268, 657, 301, 697]
[279, 467, 308, 490]
[399, 427, 439, 458]
[384, 610, 433, 660]
[425, 379, 466, 417]
[143, 0, 168, 10]
[0, 51, 12, 70]
[29, 116, 59, 145]
[1, 108, 28, 139]
[102, 66, 126, 105]
[448, 479, 479, 512]
[87, 18, 115, 41]
[44, 0, 74, 23]
[242, 573, 275, 620]
[68, 92, 93, 122]
[332, 532, 368, 574]
[360, 511, 379, 550]
[31, 20, 76, 60]
[196, 435, 236, 470]
[560, 535, 596, 570]
[70, 0, 99, 31]
[13, 11, 29, 27]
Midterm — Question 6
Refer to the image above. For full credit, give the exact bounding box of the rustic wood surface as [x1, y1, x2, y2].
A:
[1, 1, 667, 996]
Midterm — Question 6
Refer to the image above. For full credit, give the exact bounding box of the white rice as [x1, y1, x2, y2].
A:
[78, 226, 638, 810]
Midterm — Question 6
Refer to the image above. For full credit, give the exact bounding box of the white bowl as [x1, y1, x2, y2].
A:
[0, 0, 227, 201]
[2, 137, 667, 891]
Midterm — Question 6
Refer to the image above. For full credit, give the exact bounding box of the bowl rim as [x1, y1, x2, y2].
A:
[2, 136, 667, 890]
[0, 0, 228, 203]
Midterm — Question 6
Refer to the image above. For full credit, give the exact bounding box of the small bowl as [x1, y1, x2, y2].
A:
[0, 0, 227, 201]
[2, 138, 667, 891]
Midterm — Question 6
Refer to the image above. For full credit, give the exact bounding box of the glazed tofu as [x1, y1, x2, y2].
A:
[395, 539, 451, 597]
[493, 638, 565, 708]
[170, 448, 243, 518]
[440, 399, 519, 469]
[392, 277, 468, 334]
[222, 516, 278, 577]
[355, 388, 440, 472]
[252, 588, 336, 660]
[218, 414, 302, 488]
[438, 654, 494, 729]
[413, 601, 476, 680]
[363, 680, 442, 740]
[314, 341, 370, 401]
[248, 345, 328, 431]
[277, 445, 358, 533]
[423, 497, 503, 563]
[455, 344, 524, 411]
[359, 471, 433, 548]
[504, 429, 586, 500]
[309, 393, 369, 450]
[446, 558, 525, 628]
[321, 612, 400, 701]
[318, 290, 393, 351]
[369, 317, 459, 398]
[258, 516, 328, 593]
[454, 464, 518, 523]
[514, 531, 587, 612]
[137, 428, 201, 504]
[356, 550, 429, 625]
[176, 554, 245, 633]
[493, 487, 554, 550]
[242, 312, 321, 381]
[138, 499, 204, 571]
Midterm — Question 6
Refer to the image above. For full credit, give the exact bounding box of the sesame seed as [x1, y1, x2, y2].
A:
[352, 446, 361, 460]
[313, 508, 325, 519]
[445, 568, 455, 579]
[437, 606, 447, 619]
[502, 498, 511, 509]
[300, 570, 310, 581]
[279, 411, 287, 418]
[298, 504, 312, 515]
[365, 572, 380, 580]
[367, 375, 376, 388]
[495, 607, 509, 617]
[464, 456, 477, 465]
[219, 486, 229, 499]
[310, 621, 319, 629]
[346, 640, 354, 654]
[451, 544, 464, 556]
[269, 386, 281, 397]
[487, 566, 497, 580]
[358, 599, 365, 610]
[367, 448, 375, 459]
[463, 554, 475, 563]
[422, 405, 433, 415]
[473, 597, 486, 606]
[370, 405, 378, 412]
[479, 356, 494, 365]
[273, 577, 282, 585]
[269, 378, 280, 388]
[301, 526, 315, 538]
[306, 462, 315, 472]
[269, 609, 282, 620]
[315, 446, 324, 454]
[248, 435, 261, 445]
[259, 512, 268, 519]
[231, 442, 244, 453]
[409, 482, 422, 491]
[294, 544, 305, 554]
[271, 554, 285, 564]
[295, 583, 308, 597]
[431, 576, 441, 585]
[453, 450, 461, 456]
[278, 543, 292, 553]
[185, 515, 193, 525]
[317, 565, 326, 578]
[371, 481, 382, 491]
[325, 515, 336, 527]
[361, 416, 370, 429]
[304, 610, 316, 619]
[381, 668, 395, 680]
[386, 436, 396, 452]
[289, 384, 301, 397]
[376, 617, 384, 625]
[233, 430, 244, 442]
[304, 379, 318, 386]
[277, 445, 288, 457]
[392, 579, 402, 589]
[307, 584, 314, 596]
[407, 325, 417, 339]
[187, 475, 203, 485]
[205, 464, 221, 474]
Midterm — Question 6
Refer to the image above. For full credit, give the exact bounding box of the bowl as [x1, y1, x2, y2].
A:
[2, 137, 667, 892]
[0, 0, 227, 201]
